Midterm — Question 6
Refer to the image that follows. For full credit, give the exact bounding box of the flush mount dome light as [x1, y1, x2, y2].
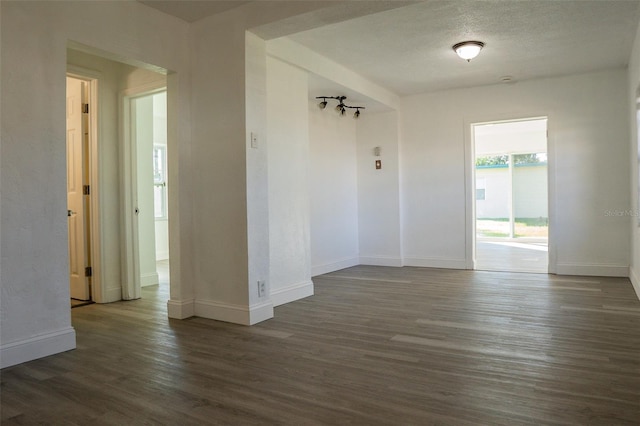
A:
[452, 41, 485, 62]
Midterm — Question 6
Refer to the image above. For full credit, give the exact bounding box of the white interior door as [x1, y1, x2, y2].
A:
[67, 76, 90, 300]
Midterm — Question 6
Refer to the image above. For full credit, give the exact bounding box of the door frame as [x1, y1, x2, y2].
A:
[464, 114, 556, 273]
[120, 82, 167, 300]
[66, 66, 103, 301]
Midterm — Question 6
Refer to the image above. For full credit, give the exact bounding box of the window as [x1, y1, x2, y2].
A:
[476, 177, 486, 201]
[153, 145, 167, 219]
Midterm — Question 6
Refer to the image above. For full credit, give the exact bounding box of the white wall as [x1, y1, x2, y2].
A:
[245, 32, 272, 321]
[267, 38, 402, 276]
[0, 1, 190, 368]
[628, 23, 640, 299]
[266, 57, 314, 305]
[401, 69, 630, 275]
[474, 119, 547, 155]
[475, 167, 510, 219]
[190, 16, 251, 320]
[189, 11, 279, 325]
[163, 2, 342, 323]
[154, 220, 170, 261]
[356, 111, 402, 266]
[309, 100, 360, 276]
[186, 3, 371, 324]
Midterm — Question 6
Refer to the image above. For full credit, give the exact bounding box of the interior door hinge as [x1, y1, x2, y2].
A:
[85, 266, 92, 277]
[83, 185, 90, 195]
[82, 103, 89, 114]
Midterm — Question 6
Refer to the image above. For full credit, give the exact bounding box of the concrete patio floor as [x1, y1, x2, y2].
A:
[476, 239, 548, 273]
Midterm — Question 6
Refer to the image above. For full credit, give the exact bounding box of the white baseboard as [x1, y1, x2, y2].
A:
[249, 301, 274, 325]
[359, 256, 403, 267]
[155, 251, 169, 261]
[1, 327, 76, 369]
[271, 280, 314, 307]
[630, 266, 640, 301]
[311, 257, 359, 277]
[555, 263, 629, 277]
[403, 257, 467, 270]
[104, 286, 122, 303]
[194, 299, 274, 325]
[140, 272, 159, 287]
[167, 298, 195, 319]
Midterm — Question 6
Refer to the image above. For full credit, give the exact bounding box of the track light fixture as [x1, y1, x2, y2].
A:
[316, 96, 365, 119]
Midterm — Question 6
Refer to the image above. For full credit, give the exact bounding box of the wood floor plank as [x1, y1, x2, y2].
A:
[1, 266, 639, 424]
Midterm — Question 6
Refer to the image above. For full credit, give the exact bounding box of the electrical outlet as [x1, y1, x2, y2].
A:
[250, 132, 258, 149]
[257, 280, 266, 297]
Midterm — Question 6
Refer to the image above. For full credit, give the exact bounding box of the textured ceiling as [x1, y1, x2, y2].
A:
[288, 0, 640, 95]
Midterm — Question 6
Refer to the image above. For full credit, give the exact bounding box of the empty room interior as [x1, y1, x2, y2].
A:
[2, 1, 640, 424]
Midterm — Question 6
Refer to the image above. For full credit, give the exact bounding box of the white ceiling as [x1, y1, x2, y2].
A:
[474, 119, 548, 156]
[139, 0, 249, 23]
[138, 0, 640, 100]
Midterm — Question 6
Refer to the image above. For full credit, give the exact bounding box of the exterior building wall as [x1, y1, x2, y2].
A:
[476, 164, 548, 219]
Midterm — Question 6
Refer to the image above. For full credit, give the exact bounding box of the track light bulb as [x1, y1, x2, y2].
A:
[318, 100, 327, 109]
[354, 109, 360, 119]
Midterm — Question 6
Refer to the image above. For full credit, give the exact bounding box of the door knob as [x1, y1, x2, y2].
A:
[67, 210, 75, 217]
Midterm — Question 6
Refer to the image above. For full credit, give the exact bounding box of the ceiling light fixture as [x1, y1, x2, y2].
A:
[316, 96, 365, 119]
[452, 40, 485, 62]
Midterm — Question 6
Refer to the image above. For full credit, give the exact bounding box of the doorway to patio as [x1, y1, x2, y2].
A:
[473, 118, 548, 273]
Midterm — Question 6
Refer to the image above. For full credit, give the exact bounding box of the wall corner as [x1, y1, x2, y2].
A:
[630, 266, 640, 301]
[167, 298, 195, 319]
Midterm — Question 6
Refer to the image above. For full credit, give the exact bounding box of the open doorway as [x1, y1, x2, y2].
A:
[473, 118, 549, 273]
[123, 89, 170, 299]
[66, 47, 176, 311]
[151, 93, 170, 294]
[66, 74, 99, 307]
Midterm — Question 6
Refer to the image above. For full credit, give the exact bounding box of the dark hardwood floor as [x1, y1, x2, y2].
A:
[2, 266, 639, 425]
